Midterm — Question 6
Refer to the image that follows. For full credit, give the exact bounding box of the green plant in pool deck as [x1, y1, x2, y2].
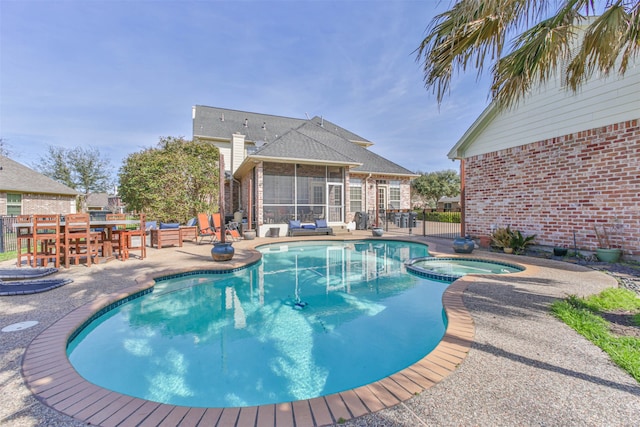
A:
[551, 288, 640, 383]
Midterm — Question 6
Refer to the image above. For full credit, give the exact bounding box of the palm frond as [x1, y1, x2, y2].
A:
[566, 2, 634, 90]
[492, 5, 580, 109]
[415, 0, 548, 104]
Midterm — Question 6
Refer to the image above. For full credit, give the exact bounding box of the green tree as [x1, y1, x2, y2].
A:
[35, 146, 113, 197]
[416, 0, 639, 109]
[412, 170, 460, 208]
[118, 137, 219, 223]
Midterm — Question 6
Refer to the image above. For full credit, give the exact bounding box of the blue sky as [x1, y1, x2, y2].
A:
[1, 0, 492, 178]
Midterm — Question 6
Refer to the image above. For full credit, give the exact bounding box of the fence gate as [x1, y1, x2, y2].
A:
[0, 216, 18, 253]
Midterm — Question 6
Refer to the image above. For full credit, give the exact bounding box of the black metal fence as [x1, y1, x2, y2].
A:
[0, 215, 18, 253]
[363, 210, 461, 239]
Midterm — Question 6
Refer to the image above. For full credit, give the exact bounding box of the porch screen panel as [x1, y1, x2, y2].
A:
[263, 163, 294, 223]
[328, 166, 343, 182]
[296, 165, 325, 222]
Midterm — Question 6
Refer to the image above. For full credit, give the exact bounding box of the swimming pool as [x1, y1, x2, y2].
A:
[67, 240, 451, 408]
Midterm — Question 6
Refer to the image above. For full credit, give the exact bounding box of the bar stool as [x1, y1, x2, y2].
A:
[32, 214, 61, 268]
[106, 213, 127, 260]
[121, 213, 146, 260]
[16, 214, 34, 267]
[62, 213, 98, 268]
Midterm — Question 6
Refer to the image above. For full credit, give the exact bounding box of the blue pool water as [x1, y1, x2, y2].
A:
[68, 240, 449, 408]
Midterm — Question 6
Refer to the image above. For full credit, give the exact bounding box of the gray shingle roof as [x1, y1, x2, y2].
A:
[0, 156, 79, 196]
[193, 105, 416, 177]
[193, 105, 370, 145]
[86, 192, 110, 208]
[253, 129, 360, 165]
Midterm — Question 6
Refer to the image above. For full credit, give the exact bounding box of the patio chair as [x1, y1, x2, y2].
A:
[62, 213, 99, 268]
[212, 212, 240, 241]
[121, 213, 147, 260]
[32, 214, 61, 268]
[196, 213, 220, 244]
[106, 213, 127, 260]
[16, 215, 34, 267]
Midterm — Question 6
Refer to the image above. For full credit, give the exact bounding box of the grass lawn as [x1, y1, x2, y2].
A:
[551, 287, 640, 383]
[0, 251, 16, 263]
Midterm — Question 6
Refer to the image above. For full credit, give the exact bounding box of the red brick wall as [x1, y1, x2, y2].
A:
[464, 119, 640, 255]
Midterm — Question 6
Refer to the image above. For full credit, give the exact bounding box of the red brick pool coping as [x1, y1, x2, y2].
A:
[21, 251, 474, 427]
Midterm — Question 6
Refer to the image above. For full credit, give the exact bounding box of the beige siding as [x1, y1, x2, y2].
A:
[462, 66, 640, 157]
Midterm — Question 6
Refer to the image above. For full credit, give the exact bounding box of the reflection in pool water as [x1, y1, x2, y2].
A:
[68, 240, 448, 407]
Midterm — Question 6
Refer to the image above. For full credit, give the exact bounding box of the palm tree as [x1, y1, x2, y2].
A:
[416, 0, 639, 109]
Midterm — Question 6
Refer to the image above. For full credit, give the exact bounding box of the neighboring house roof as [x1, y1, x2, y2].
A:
[0, 155, 78, 196]
[86, 192, 110, 209]
[438, 196, 460, 203]
[193, 106, 417, 178]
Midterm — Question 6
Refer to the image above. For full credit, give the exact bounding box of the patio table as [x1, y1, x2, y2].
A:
[14, 219, 141, 265]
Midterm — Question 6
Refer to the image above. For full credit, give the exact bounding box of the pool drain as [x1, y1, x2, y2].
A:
[2, 321, 39, 332]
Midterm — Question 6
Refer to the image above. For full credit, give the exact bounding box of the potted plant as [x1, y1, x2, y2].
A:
[491, 227, 513, 253]
[491, 226, 536, 254]
[594, 225, 621, 262]
[453, 235, 475, 253]
[371, 225, 384, 237]
[553, 247, 568, 256]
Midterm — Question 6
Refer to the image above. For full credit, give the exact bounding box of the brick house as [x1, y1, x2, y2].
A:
[0, 155, 78, 216]
[436, 196, 461, 212]
[448, 59, 639, 255]
[193, 106, 417, 237]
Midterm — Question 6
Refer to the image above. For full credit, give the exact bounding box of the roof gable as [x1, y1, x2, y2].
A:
[252, 128, 360, 165]
[248, 121, 416, 176]
[0, 156, 79, 196]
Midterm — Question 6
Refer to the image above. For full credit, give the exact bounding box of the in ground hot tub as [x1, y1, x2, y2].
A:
[405, 257, 523, 282]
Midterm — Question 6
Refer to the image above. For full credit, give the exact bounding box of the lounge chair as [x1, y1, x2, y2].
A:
[196, 213, 220, 244]
[211, 213, 241, 241]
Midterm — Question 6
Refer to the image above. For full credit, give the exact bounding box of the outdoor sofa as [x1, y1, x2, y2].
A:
[288, 219, 334, 237]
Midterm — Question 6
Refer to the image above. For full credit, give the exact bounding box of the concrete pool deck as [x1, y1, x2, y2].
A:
[1, 233, 638, 426]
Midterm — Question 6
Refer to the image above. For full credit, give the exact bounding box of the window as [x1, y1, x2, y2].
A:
[7, 193, 22, 216]
[389, 181, 401, 209]
[349, 179, 362, 213]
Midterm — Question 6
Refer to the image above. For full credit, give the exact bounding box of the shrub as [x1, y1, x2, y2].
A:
[417, 210, 461, 223]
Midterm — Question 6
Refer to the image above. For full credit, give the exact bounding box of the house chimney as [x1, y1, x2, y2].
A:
[244, 118, 248, 127]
